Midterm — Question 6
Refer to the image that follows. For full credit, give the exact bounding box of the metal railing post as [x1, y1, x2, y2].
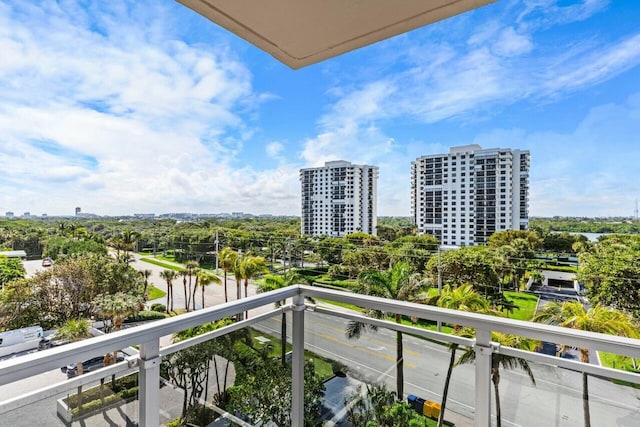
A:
[139, 338, 161, 426]
[474, 329, 492, 427]
[291, 293, 306, 426]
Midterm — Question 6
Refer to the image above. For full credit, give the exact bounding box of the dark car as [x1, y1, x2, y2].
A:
[63, 353, 125, 377]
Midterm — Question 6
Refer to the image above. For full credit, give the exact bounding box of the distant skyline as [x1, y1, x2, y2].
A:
[1, 1, 640, 217]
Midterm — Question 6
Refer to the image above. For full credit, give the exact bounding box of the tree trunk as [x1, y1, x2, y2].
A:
[213, 356, 221, 399]
[192, 277, 199, 311]
[201, 285, 206, 310]
[438, 343, 458, 427]
[244, 279, 249, 319]
[202, 360, 210, 426]
[493, 372, 502, 427]
[169, 285, 174, 312]
[281, 311, 287, 367]
[183, 279, 188, 312]
[77, 385, 83, 413]
[583, 372, 591, 427]
[223, 271, 228, 302]
[395, 314, 404, 399]
[223, 359, 230, 393]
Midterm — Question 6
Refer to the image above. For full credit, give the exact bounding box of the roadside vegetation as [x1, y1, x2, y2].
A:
[0, 216, 639, 426]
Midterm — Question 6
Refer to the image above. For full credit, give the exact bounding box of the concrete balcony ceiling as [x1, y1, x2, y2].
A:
[177, 0, 496, 69]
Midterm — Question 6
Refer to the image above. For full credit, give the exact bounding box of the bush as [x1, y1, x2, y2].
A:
[71, 394, 119, 417]
[118, 386, 138, 400]
[150, 303, 167, 313]
[331, 360, 347, 377]
[295, 266, 329, 277]
[124, 310, 168, 323]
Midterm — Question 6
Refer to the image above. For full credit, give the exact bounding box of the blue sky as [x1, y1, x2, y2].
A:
[1, 0, 639, 217]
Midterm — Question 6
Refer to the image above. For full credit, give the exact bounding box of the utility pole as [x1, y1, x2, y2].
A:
[215, 229, 219, 274]
[437, 246, 443, 332]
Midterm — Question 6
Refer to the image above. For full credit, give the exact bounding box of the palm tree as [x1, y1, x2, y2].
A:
[93, 292, 141, 386]
[533, 301, 638, 427]
[179, 269, 189, 311]
[456, 331, 537, 427]
[121, 229, 140, 254]
[159, 269, 177, 312]
[257, 271, 301, 366]
[238, 256, 268, 299]
[56, 318, 92, 410]
[56, 318, 92, 375]
[94, 292, 141, 333]
[218, 247, 238, 303]
[197, 271, 221, 310]
[435, 284, 491, 427]
[139, 269, 152, 297]
[346, 261, 428, 399]
[185, 261, 200, 311]
[236, 255, 268, 319]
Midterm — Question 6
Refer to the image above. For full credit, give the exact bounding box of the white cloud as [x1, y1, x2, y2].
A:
[492, 27, 533, 57]
[471, 93, 640, 217]
[294, 0, 639, 216]
[265, 141, 285, 161]
[0, 0, 299, 216]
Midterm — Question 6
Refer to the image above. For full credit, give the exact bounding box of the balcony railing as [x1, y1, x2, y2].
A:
[0, 285, 639, 426]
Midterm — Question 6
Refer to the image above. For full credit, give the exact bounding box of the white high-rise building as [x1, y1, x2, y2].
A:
[411, 145, 530, 246]
[300, 160, 378, 236]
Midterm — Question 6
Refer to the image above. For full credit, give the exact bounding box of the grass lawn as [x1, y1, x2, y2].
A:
[140, 257, 184, 271]
[156, 254, 178, 263]
[248, 327, 334, 381]
[502, 291, 539, 320]
[147, 285, 166, 300]
[316, 298, 364, 312]
[599, 352, 640, 371]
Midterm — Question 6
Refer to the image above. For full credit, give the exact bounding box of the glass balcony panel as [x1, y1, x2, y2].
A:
[500, 355, 640, 427]
[0, 357, 140, 426]
[304, 309, 476, 426]
[161, 314, 293, 426]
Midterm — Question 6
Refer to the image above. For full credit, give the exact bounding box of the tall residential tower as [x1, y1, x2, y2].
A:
[300, 161, 378, 236]
[411, 145, 530, 246]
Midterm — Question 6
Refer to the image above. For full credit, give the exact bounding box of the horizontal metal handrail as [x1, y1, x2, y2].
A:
[0, 286, 298, 385]
[312, 304, 640, 386]
[162, 307, 285, 356]
[312, 306, 475, 347]
[300, 285, 640, 359]
[0, 358, 138, 415]
[499, 346, 640, 385]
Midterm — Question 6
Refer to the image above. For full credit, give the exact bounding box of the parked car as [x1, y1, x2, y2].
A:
[41, 257, 53, 267]
[63, 353, 125, 378]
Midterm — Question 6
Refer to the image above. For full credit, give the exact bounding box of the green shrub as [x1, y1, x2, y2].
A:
[124, 310, 168, 323]
[540, 265, 578, 273]
[331, 360, 347, 377]
[150, 303, 167, 313]
[118, 386, 138, 400]
[71, 394, 119, 417]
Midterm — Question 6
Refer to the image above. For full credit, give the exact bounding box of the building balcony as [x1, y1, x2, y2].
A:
[0, 286, 638, 427]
